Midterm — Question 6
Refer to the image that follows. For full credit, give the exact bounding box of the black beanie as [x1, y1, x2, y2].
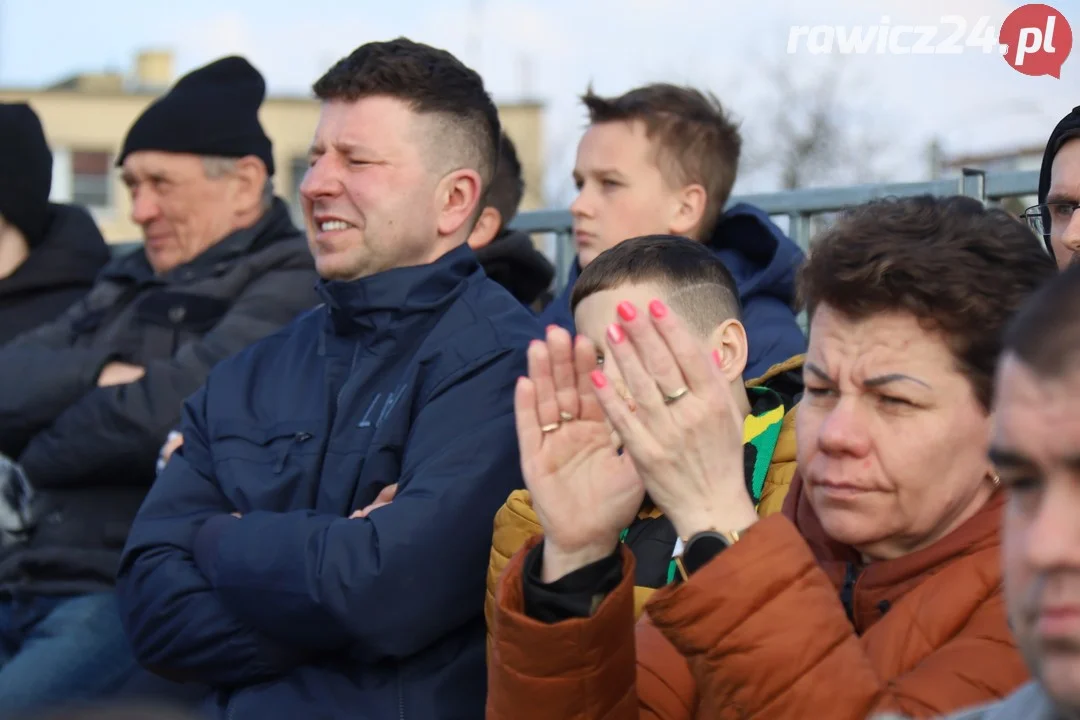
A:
[118, 56, 275, 176]
[1038, 105, 1080, 205]
[0, 103, 53, 246]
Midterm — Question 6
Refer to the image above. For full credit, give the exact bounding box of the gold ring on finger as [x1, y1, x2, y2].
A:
[663, 387, 690, 405]
[541, 423, 561, 433]
[559, 411, 574, 422]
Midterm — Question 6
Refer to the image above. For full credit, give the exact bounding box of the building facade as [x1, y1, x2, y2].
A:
[0, 51, 546, 243]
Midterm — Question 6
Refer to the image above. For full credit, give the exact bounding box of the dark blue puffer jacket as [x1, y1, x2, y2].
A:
[116, 244, 542, 719]
[540, 203, 807, 379]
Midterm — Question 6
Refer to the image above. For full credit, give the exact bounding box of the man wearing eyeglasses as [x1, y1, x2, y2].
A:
[1025, 106, 1080, 270]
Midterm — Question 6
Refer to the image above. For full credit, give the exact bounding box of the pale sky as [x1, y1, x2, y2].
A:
[1, 0, 1077, 203]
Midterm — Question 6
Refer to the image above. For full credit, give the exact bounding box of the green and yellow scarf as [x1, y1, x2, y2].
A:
[619, 386, 787, 587]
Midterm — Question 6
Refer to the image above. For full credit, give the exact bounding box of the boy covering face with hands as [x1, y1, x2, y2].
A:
[482, 234, 802, 642]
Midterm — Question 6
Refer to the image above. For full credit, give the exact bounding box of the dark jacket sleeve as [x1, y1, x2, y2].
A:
[17, 264, 318, 487]
[115, 386, 308, 686]
[521, 539, 624, 622]
[0, 295, 111, 457]
[5, 290, 90, 351]
[191, 348, 527, 661]
[537, 280, 574, 332]
[740, 295, 807, 380]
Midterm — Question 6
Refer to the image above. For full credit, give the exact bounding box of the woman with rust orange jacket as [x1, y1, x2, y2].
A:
[487, 195, 1057, 720]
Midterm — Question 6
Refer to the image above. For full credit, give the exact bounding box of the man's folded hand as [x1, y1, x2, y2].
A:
[97, 361, 147, 387]
[350, 483, 398, 518]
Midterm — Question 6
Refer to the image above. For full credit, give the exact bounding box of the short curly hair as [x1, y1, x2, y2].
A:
[798, 194, 1056, 410]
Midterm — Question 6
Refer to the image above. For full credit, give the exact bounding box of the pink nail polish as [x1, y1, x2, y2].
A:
[649, 299, 667, 318]
[590, 370, 607, 389]
[607, 323, 626, 344]
[617, 301, 636, 322]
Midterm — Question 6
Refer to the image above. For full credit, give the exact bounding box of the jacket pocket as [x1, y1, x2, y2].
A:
[210, 419, 317, 474]
[134, 289, 231, 334]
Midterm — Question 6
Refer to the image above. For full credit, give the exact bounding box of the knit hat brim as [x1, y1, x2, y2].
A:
[118, 56, 275, 176]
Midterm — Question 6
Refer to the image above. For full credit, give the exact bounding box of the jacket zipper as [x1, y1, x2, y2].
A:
[275, 432, 313, 473]
[840, 562, 860, 625]
[398, 666, 406, 720]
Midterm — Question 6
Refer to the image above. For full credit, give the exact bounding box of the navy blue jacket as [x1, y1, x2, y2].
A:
[116, 245, 542, 719]
[540, 203, 807, 379]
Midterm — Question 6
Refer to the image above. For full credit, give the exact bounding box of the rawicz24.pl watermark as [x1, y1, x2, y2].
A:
[787, 3, 1073, 77]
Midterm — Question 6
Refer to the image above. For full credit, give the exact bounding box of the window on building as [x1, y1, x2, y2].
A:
[71, 150, 112, 208]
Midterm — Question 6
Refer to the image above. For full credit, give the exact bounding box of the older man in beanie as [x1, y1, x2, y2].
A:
[1023, 105, 1080, 270]
[0, 56, 317, 714]
[116, 38, 540, 720]
[0, 102, 110, 343]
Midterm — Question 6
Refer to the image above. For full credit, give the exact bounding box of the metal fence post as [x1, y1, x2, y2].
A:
[789, 213, 813, 253]
[960, 168, 987, 204]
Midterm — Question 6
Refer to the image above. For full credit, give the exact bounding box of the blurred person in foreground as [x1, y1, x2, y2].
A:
[1024, 105, 1080, 270]
[0, 102, 109, 343]
[0, 56, 317, 714]
[927, 264, 1080, 719]
[116, 38, 539, 720]
[483, 235, 802, 651]
[467, 131, 554, 312]
[538, 83, 806, 378]
[487, 195, 1053, 719]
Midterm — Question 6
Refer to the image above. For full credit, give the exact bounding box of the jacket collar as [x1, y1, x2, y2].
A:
[316, 243, 479, 340]
[990, 681, 1065, 720]
[784, 472, 1004, 595]
[104, 197, 298, 286]
[0, 204, 110, 297]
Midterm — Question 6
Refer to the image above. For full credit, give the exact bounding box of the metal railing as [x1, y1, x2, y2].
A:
[109, 169, 1042, 286]
[509, 168, 1042, 290]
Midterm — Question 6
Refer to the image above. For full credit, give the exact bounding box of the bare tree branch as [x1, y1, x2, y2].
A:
[747, 56, 893, 191]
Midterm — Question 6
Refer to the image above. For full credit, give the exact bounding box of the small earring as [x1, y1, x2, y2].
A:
[991, 473, 1001, 488]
